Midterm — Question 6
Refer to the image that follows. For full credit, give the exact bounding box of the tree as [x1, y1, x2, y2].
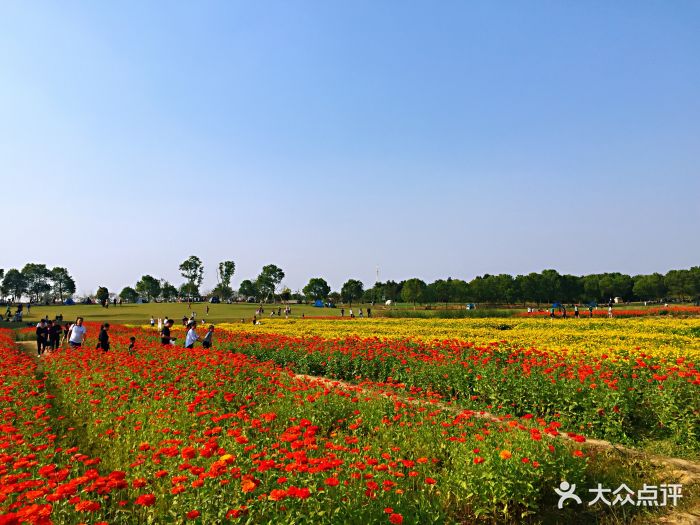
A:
[328, 291, 341, 304]
[665, 269, 695, 301]
[51, 267, 76, 301]
[179, 282, 199, 299]
[256, 264, 285, 302]
[303, 278, 331, 301]
[430, 279, 453, 307]
[135, 275, 161, 301]
[22, 263, 52, 302]
[160, 281, 178, 301]
[119, 287, 138, 303]
[95, 286, 110, 304]
[401, 278, 426, 307]
[280, 287, 292, 302]
[341, 279, 364, 306]
[239, 279, 258, 300]
[179, 256, 204, 298]
[2, 269, 27, 301]
[633, 273, 666, 301]
[217, 261, 236, 287]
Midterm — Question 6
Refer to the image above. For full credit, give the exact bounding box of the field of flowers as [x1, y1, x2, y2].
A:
[2, 318, 698, 524]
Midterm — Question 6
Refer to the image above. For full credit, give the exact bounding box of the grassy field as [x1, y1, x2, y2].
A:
[8, 302, 349, 325]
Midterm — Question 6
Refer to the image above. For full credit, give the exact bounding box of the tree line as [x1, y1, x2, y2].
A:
[2, 261, 699, 305]
[0, 265, 76, 302]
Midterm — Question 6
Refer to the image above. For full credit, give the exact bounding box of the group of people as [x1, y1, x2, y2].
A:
[159, 317, 214, 349]
[340, 307, 371, 318]
[35, 317, 87, 356]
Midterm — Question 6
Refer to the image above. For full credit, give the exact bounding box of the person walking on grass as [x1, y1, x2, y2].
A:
[35, 319, 48, 356]
[161, 319, 175, 346]
[202, 325, 214, 349]
[97, 323, 110, 352]
[67, 317, 87, 349]
[185, 321, 199, 349]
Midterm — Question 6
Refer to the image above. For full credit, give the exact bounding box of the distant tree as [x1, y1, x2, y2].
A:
[160, 281, 178, 301]
[280, 287, 292, 302]
[179, 256, 204, 298]
[539, 269, 562, 304]
[256, 264, 285, 302]
[633, 273, 667, 301]
[0, 269, 3, 280]
[119, 287, 138, 303]
[582, 274, 600, 303]
[2, 269, 27, 301]
[238, 280, 258, 300]
[95, 286, 110, 304]
[214, 260, 236, 300]
[51, 267, 76, 301]
[136, 275, 161, 302]
[179, 282, 199, 299]
[665, 269, 695, 301]
[328, 291, 341, 304]
[22, 263, 52, 302]
[383, 280, 403, 302]
[430, 279, 453, 307]
[401, 278, 426, 307]
[303, 278, 331, 301]
[341, 279, 364, 307]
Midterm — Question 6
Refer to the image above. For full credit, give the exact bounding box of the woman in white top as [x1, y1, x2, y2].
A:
[185, 322, 199, 349]
[68, 317, 87, 348]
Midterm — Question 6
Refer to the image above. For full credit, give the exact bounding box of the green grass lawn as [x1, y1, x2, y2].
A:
[10, 302, 350, 325]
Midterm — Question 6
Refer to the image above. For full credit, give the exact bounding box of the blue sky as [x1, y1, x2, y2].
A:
[1, 1, 698, 295]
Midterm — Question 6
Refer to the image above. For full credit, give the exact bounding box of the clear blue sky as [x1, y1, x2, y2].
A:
[1, 1, 698, 295]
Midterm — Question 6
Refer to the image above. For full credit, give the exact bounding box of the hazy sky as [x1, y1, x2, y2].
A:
[1, 1, 698, 295]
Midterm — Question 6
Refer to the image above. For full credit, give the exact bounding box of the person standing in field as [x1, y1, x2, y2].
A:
[61, 322, 71, 345]
[574, 305, 579, 318]
[161, 319, 175, 346]
[341, 308, 345, 317]
[49, 320, 62, 351]
[35, 319, 48, 356]
[202, 325, 214, 349]
[185, 322, 199, 349]
[128, 336, 136, 354]
[97, 323, 110, 352]
[67, 317, 87, 349]
[608, 306, 613, 318]
[150, 316, 155, 328]
[367, 308, 371, 318]
[206, 305, 209, 315]
[588, 305, 594, 318]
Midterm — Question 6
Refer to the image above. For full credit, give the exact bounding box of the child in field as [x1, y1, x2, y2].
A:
[128, 336, 136, 354]
[150, 316, 155, 327]
[202, 325, 214, 349]
[97, 323, 110, 352]
[185, 322, 199, 349]
[161, 319, 175, 346]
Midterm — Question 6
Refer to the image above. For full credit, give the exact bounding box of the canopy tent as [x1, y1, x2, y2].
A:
[63, 298, 75, 306]
[314, 299, 324, 307]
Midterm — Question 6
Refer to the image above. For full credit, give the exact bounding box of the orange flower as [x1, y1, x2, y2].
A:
[241, 475, 258, 494]
[499, 450, 512, 460]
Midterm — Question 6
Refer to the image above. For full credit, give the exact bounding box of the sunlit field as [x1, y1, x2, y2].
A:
[3, 315, 698, 523]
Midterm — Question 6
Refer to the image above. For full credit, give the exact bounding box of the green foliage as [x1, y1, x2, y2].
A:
[238, 279, 258, 300]
[401, 278, 426, 306]
[119, 286, 138, 303]
[21, 263, 52, 301]
[51, 267, 76, 300]
[256, 264, 285, 302]
[303, 277, 331, 301]
[135, 275, 161, 301]
[1, 269, 27, 300]
[95, 286, 109, 303]
[217, 260, 236, 288]
[179, 255, 204, 295]
[340, 279, 364, 306]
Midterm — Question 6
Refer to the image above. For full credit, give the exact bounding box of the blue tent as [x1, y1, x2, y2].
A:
[63, 298, 75, 306]
[314, 299, 324, 307]
[552, 302, 562, 308]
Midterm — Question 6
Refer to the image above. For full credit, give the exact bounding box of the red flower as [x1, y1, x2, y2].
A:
[425, 477, 436, 485]
[135, 494, 156, 506]
[186, 510, 200, 520]
[389, 513, 404, 524]
[324, 477, 340, 487]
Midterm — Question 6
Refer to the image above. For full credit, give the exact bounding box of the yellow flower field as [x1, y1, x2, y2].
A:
[216, 317, 700, 359]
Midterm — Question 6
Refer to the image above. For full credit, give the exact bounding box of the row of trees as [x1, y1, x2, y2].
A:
[3, 261, 698, 306]
[0, 265, 76, 302]
[299, 267, 700, 306]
